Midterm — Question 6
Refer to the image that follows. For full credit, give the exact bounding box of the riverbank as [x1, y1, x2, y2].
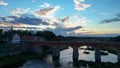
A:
[0, 43, 44, 68]
[0, 51, 45, 68]
[0, 44, 68, 68]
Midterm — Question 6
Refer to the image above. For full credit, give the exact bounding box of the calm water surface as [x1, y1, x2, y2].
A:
[19, 46, 118, 68]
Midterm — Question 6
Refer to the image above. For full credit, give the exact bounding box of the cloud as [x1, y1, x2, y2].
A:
[32, 3, 61, 28]
[73, 0, 91, 11]
[46, 15, 90, 35]
[0, 14, 90, 36]
[40, 3, 50, 8]
[101, 14, 120, 23]
[0, 15, 51, 30]
[0, 0, 8, 6]
[61, 17, 69, 22]
[0, 23, 42, 30]
[74, 29, 95, 34]
[117, 14, 120, 17]
[62, 26, 82, 31]
[0, 2, 91, 36]
[61, 16, 89, 28]
[33, 4, 60, 19]
[0, 15, 50, 25]
[11, 8, 30, 17]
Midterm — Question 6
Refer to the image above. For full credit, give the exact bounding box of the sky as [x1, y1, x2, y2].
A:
[0, 0, 120, 37]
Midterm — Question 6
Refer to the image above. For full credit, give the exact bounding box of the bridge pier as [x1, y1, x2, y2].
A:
[117, 50, 120, 63]
[95, 48, 101, 63]
[52, 47, 60, 66]
[95, 47, 101, 68]
[72, 47, 79, 66]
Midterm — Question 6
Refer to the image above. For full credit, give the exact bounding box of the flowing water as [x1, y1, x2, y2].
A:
[19, 46, 118, 68]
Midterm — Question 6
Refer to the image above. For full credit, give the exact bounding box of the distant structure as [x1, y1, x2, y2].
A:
[11, 33, 20, 44]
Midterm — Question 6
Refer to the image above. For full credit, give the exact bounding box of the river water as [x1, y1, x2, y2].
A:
[19, 46, 118, 68]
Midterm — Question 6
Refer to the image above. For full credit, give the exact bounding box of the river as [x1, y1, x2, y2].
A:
[19, 46, 118, 68]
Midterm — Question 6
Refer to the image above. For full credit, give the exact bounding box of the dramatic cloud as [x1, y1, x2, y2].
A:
[0, 15, 50, 25]
[101, 14, 120, 23]
[73, 0, 91, 11]
[0, 0, 8, 6]
[0, 2, 91, 35]
[0, 14, 89, 35]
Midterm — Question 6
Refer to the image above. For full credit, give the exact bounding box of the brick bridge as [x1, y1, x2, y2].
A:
[28, 41, 120, 65]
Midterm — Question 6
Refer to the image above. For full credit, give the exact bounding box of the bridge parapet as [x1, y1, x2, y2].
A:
[28, 41, 120, 49]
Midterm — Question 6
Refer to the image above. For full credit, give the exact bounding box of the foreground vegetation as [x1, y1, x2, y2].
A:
[77, 60, 120, 68]
[0, 43, 68, 68]
[0, 50, 44, 68]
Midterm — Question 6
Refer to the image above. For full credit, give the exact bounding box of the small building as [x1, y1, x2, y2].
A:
[11, 33, 20, 44]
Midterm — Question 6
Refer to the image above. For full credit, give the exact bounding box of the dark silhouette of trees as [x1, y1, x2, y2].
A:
[109, 36, 120, 42]
[0, 29, 3, 41]
[112, 36, 120, 42]
[36, 31, 56, 41]
[0, 29, 61, 42]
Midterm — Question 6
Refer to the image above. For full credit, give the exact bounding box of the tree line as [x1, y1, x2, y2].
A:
[0, 29, 64, 42]
[0, 29, 120, 42]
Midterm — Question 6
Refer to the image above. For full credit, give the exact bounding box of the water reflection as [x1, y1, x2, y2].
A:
[20, 46, 118, 68]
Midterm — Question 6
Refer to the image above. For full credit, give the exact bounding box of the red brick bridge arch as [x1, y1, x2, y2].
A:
[29, 41, 120, 50]
[28, 41, 120, 65]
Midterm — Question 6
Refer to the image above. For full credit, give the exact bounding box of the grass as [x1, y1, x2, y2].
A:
[78, 60, 119, 68]
[102, 47, 118, 55]
[59, 45, 69, 51]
